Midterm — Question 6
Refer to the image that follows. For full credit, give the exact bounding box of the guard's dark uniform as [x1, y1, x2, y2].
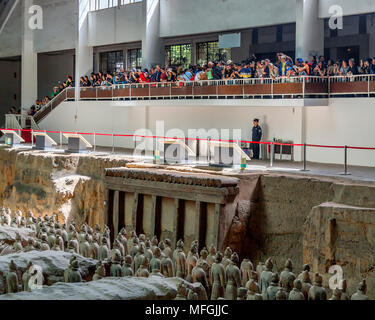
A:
[252, 125, 263, 159]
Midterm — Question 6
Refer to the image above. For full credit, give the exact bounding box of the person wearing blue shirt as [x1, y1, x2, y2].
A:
[151, 65, 162, 82]
[251, 118, 263, 160]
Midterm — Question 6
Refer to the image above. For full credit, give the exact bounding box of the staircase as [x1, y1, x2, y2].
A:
[4, 114, 41, 143]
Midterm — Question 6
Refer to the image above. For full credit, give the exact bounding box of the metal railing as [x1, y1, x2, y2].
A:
[31, 75, 375, 124]
[5, 114, 40, 131]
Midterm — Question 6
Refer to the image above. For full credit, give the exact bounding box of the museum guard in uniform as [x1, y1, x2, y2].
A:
[251, 119, 262, 160]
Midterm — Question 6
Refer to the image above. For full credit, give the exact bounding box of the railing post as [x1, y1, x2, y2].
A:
[340, 145, 351, 176]
[368, 75, 370, 97]
[31, 129, 34, 148]
[301, 143, 310, 172]
[302, 76, 305, 98]
[207, 138, 211, 163]
[93, 132, 96, 152]
[60, 131, 62, 148]
[112, 133, 115, 154]
[270, 142, 274, 167]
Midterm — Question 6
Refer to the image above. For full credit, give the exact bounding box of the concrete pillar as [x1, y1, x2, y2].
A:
[21, 0, 38, 115]
[141, 0, 164, 69]
[75, 0, 93, 101]
[295, 0, 324, 61]
[113, 190, 119, 238]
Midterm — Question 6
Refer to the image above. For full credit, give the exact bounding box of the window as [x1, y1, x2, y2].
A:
[100, 51, 124, 74]
[196, 41, 231, 66]
[165, 44, 191, 69]
[127, 49, 142, 69]
[89, 0, 142, 11]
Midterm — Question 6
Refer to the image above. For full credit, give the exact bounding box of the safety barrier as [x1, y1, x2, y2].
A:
[2, 127, 375, 175]
[33, 75, 375, 124]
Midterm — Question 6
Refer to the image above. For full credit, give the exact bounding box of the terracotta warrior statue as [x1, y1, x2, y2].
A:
[67, 260, 82, 283]
[144, 239, 154, 262]
[93, 262, 106, 281]
[149, 247, 162, 273]
[192, 261, 209, 294]
[24, 238, 36, 252]
[136, 257, 150, 278]
[308, 273, 327, 300]
[225, 253, 242, 300]
[298, 264, 311, 283]
[89, 235, 100, 260]
[151, 236, 158, 254]
[186, 244, 198, 283]
[288, 278, 305, 300]
[280, 258, 296, 295]
[175, 240, 187, 279]
[98, 237, 110, 261]
[110, 252, 123, 277]
[206, 245, 217, 267]
[240, 258, 254, 287]
[266, 273, 281, 300]
[163, 239, 173, 260]
[12, 234, 23, 252]
[129, 237, 140, 259]
[210, 252, 226, 300]
[79, 234, 91, 258]
[161, 251, 174, 278]
[133, 244, 146, 273]
[260, 258, 274, 299]
[301, 270, 312, 300]
[222, 247, 233, 270]
[6, 260, 19, 294]
[246, 276, 262, 300]
[122, 255, 134, 277]
[22, 261, 34, 292]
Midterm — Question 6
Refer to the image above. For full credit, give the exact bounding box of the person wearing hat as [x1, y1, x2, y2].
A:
[294, 58, 310, 76]
[251, 118, 263, 160]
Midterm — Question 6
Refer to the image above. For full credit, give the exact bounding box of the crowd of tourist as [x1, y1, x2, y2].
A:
[23, 76, 75, 117]
[23, 53, 375, 116]
[80, 54, 375, 88]
[0, 208, 371, 300]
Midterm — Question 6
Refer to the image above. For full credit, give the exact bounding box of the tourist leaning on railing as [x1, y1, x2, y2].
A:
[27, 54, 375, 117]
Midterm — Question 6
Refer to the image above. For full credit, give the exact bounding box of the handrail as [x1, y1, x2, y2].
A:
[31, 74, 375, 124]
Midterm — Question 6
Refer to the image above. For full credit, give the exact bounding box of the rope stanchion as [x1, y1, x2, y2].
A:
[301, 143, 310, 172]
[340, 145, 351, 176]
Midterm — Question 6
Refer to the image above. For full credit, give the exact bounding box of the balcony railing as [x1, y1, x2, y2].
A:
[32, 75, 375, 124]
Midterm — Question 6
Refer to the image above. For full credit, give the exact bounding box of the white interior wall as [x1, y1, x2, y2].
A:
[33, 0, 77, 53]
[38, 98, 375, 167]
[88, 2, 143, 47]
[305, 98, 375, 167]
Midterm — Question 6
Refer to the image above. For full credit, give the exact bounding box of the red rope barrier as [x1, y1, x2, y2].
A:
[2, 128, 375, 151]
